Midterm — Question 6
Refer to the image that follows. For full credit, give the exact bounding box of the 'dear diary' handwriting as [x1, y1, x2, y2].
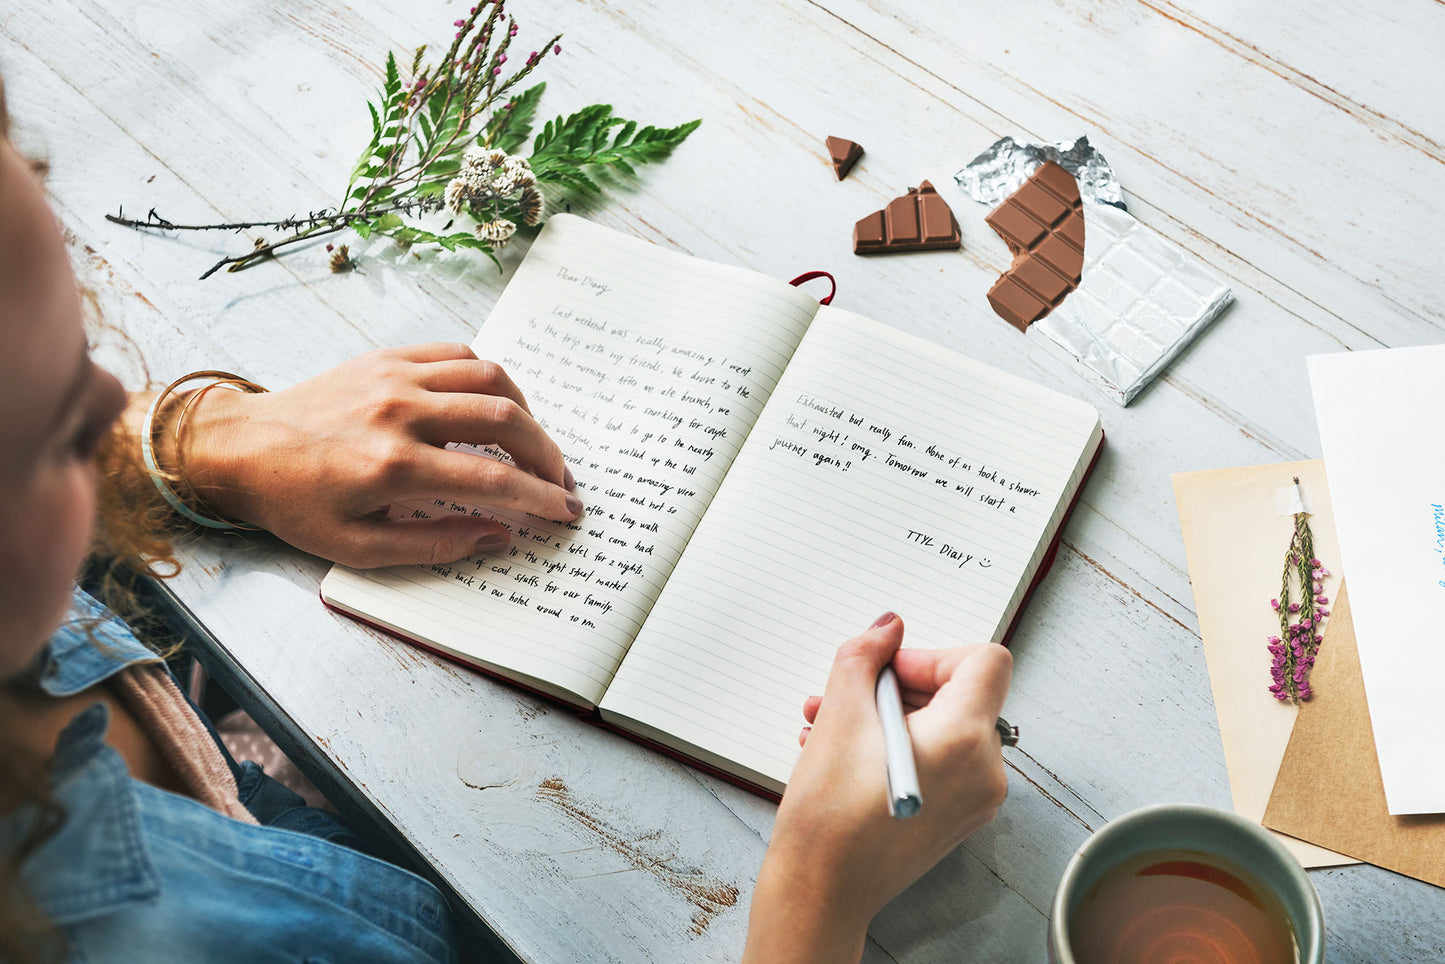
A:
[322, 215, 1103, 795]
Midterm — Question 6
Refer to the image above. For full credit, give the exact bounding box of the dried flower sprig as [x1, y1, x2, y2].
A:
[1267, 476, 1333, 703]
[107, 3, 699, 278]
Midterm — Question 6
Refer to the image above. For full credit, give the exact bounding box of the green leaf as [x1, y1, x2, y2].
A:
[368, 101, 381, 136]
[534, 166, 600, 196]
[529, 106, 699, 186]
[427, 83, 447, 126]
[354, 220, 374, 240]
[384, 52, 401, 100]
[424, 157, 462, 178]
[371, 212, 405, 233]
[486, 82, 546, 155]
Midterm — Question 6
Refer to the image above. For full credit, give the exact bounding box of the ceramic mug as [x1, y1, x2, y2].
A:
[1049, 804, 1324, 964]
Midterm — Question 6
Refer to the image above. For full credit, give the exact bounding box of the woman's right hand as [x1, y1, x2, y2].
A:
[742, 614, 1013, 963]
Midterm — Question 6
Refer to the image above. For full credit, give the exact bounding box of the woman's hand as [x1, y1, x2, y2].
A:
[742, 614, 1012, 963]
[171, 343, 582, 568]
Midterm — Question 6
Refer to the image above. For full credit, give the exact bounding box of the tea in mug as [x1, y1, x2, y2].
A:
[1067, 848, 1297, 964]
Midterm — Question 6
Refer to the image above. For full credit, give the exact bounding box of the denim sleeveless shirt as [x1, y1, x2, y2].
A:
[3, 591, 456, 963]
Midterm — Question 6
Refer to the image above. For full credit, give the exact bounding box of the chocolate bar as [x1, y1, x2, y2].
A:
[984, 161, 1085, 331]
[1033, 202, 1233, 405]
[853, 181, 961, 255]
[826, 136, 863, 180]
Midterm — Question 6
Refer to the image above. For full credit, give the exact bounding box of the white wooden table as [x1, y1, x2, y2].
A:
[6, 1, 1444, 959]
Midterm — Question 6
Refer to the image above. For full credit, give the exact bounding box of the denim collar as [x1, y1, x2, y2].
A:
[38, 589, 161, 697]
[8, 703, 162, 925]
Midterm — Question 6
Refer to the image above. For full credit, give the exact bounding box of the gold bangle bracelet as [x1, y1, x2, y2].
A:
[140, 370, 268, 531]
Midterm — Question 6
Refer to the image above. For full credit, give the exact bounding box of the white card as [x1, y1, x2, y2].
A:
[1309, 344, 1445, 814]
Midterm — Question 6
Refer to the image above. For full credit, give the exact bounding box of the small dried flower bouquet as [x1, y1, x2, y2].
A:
[1266, 476, 1333, 703]
[109, 2, 699, 278]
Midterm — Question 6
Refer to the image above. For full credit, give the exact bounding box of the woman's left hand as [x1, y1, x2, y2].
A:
[168, 343, 582, 568]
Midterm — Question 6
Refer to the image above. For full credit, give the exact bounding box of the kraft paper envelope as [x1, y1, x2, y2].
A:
[1308, 345, 1445, 814]
[1173, 460, 1354, 867]
[1265, 584, 1445, 887]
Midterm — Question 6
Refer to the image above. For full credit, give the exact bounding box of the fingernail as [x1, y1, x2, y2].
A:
[564, 493, 584, 516]
[871, 611, 897, 629]
[474, 533, 509, 555]
[563, 465, 576, 492]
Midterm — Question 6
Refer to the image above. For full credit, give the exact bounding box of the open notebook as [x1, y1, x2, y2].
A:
[322, 215, 1103, 795]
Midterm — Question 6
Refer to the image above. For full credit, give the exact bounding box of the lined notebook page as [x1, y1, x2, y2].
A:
[599, 307, 1101, 788]
[322, 215, 820, 707]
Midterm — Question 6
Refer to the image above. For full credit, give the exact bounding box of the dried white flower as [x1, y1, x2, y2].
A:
[517, 185, 545, 226]
[458, 147, 533, 198]
[476, 218, 518, 246]
[445, 177, 470, 213]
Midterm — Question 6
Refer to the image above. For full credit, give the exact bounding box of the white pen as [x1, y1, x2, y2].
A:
[877, 664, 1022, 820]
[876, 664, 922, 819]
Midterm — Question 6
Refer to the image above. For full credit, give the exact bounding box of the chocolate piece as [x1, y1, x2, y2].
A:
[984, 161, 1085, 331]
[826, 136, 864, 180]
[853, 181, 961, 255]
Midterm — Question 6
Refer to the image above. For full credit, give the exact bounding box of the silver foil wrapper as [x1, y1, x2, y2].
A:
[1035, 204, 1232, 405]
[955, 135, 1125, 210]
[956, 136, 1232, 405]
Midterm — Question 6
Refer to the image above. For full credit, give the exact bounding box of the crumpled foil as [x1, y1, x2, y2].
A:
[956, 135, 1232, 406]
[955, 135, 1125, 210]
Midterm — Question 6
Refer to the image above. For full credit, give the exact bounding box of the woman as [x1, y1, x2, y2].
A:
[0, 76, 1011, 962]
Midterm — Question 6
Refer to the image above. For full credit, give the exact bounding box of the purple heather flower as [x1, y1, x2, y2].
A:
[454, 19, 465, 26]
[1270, 598, 1280, 610]
[493, 66, 501, 75]
[1288, 602, 1300, 613]
[554, 43, 561, 54]
[1316, 595, 1329, 605]
[1319, 609, 1330, 617]
[1310, 557, 1321, 567]
[1314, 634, 1323, 643]
[498, 52, 507, 63]
[1302, 618, 1312, 629]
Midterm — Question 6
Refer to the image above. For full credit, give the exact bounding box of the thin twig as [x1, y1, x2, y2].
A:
[108, 196, 428, 236]
[199, 223, 349, 279]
